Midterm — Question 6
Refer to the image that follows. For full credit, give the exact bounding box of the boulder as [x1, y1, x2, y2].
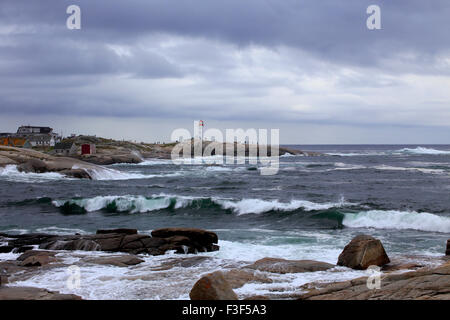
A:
[337, 235, 390, 270]
[245, 258, 334, 274]
[151, 228, 219, 252]
[19, 255, 56, 267]
[17, 159, 48, 173]
[17, 250, 57, 262]
[190, 271, 239, 300]
[446, 240, 450, 256]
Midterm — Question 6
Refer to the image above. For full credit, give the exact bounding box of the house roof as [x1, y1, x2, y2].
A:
[55, 142, 74, 150]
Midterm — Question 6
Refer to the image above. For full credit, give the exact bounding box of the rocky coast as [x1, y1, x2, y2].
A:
[0, 230, 448, 300]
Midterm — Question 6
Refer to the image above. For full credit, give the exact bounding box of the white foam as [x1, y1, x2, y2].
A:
[217, 197, 352, 215]
[343, 210, 450, 233]
[0, 165, 67, 183]
[396, 147, 450, 155]
[72, 165, 180, 181]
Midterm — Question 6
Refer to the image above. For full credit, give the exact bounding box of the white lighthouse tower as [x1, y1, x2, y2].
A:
[195, 120, 204, 141]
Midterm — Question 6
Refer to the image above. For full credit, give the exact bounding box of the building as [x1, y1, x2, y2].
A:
[81, 144, 96, 155]
[26, 135, 56, 147]
[0, 137, 32, 148]
[54, 142, 77, 156]
[15, 125, 61, 147]
[17, 126, 53, 135]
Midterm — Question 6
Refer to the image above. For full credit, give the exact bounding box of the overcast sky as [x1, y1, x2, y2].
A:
[0, 0, 449, 143]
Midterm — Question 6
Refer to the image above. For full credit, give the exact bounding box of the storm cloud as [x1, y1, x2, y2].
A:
[0, 0, 449, 143]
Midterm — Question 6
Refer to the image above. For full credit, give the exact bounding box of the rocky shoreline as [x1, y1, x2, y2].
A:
[0, 230, 449, 300]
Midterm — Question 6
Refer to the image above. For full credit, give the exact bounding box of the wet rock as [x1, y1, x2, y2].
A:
[4, 228, 220, 256]
[381, 262, 423, 272]
[17, 159, 48, 173]
[223, 269, 273, 288]
[19, 255, 57, 267]
[97, 229, 138, 235]
[0, 246, 13, 253]
[298, 261, 450, 300]
[243, 295, 271, 300]
[17, 250, 57, 261]
[0, 275, 7, 286]
[337, 235, 390, 270]
[13, 246, 34, 253]
[151, 228, 219, 252]
[59, 169, 91, 179]
[446, 239, 450, 256]
[83, 255, 144, 267]
[190, 271, 239, 300]
[246, 258, 334, 274]
[0, 286, 82, 300]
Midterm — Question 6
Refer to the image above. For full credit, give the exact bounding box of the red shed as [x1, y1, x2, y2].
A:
[81, 144, 96, 155]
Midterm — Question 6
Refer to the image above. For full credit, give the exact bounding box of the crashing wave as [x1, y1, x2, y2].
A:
[0, 165, 67, 183]
[51, 194, 353, 215]
[395, 147, 450, 155]
[342, 210, 450, 233]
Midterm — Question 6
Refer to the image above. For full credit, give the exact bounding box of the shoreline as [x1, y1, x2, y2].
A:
[1, 229, 448, 300]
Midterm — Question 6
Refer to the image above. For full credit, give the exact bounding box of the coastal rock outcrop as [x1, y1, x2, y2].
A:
[1, 228, 219, 256]
[298, 261, 450, 300]
[337, 235, 390, 270]
[190, 271, 239, 300]
[446, 239, 450, 255]
[245, 258, 334, 274]
[0, 286, 82, 300]
[17, 250, 58, 267]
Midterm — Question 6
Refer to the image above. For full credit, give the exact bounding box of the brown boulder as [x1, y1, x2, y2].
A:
[246, 258, 334, 274]
[17, 250, 57, 261]
[337, 235, 390, 270]
[19, 255, 56, 267]
[190, 271, 239, 300]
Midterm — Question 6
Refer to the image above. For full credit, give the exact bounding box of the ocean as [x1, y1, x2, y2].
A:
[1, 144, 449, 299]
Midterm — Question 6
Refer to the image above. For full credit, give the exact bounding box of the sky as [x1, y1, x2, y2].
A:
[0, 0, 449, 144]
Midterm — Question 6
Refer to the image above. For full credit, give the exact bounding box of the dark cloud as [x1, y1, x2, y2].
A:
[0, 1, 449, 142]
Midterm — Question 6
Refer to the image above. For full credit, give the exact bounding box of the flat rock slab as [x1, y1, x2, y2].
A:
[0, 286, 82, 300]
[298, 261, 450, 300]
[245, 258, 334, 274]
[82, 255, 144, 267]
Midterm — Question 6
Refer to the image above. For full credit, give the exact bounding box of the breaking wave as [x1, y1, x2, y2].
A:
[51, 194, 354, 215]
[395, 147, 450, 155]
[0, 165, 67, 183]
[343, 210, 450, 233]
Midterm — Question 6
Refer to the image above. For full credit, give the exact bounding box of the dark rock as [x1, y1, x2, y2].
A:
[59, 169, 92, 179]
[151, 228, 219, 253]
[0, 246, 13, 253]
[446, 240, 450, 256]
[13, 246, 34, 253]
[96, 229, 138, 235]
[245, 258, 334, 274]
[0, 275, 8, 286]
[337, 235, 390, 270]
[17, 159, 48, 173]
[190, 271, 238, 300]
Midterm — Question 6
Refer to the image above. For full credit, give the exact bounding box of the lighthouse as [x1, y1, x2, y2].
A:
[195, 120, 204, 141]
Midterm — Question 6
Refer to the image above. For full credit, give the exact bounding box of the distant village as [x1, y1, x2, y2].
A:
[0, 125, 96, 156]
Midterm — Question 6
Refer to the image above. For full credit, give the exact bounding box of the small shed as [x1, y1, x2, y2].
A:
[55, 142, 77, 156]
[81, 144, 96, 155]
